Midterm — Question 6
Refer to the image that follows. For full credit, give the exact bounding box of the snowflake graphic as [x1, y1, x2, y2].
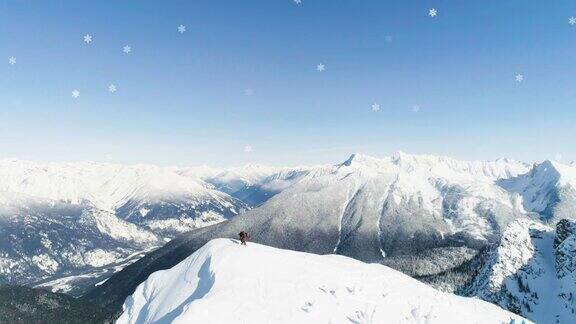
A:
[371, 103, 381, 112]
[316, 63, 325, 72]
[294, 0, 302, 4]
[108, 84, 117, 93]
[244, 88, 254, 96]
[84, 34, 93, 43]
[123, 45, 132, 54]
[412, 105, 421, 112]
[429, 8, 437, 17]
[385, 35, 393, 42]
[244, 145, 253, 153]
[569, 17, 576, 25]
[72, 90, 80, 98]
[8, 57, 16, 65]
[178, 25, 186, 33]
[515, 74, 524, 82]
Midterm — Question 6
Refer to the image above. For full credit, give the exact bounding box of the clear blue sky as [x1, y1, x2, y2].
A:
[1, 0, 575, 166]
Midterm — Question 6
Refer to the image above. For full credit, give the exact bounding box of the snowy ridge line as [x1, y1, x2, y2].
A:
[116, 239, 529, 324]
[0, 159, 215, 211]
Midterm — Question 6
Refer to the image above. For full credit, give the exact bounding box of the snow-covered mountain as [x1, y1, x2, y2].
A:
[0, 159, 247, 289]
[498, 160, 576, 223]
[463, 218, 576, 323]
[4, 153, 575, 322]
[179, 164, 310, 207]
[117, 239, 528, 324]
[0, 199, 160, 286]
[0, 160, 247, 235]
[87, 152, 541, 311]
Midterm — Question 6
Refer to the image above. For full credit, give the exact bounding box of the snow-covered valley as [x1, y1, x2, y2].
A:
[0, 160, 247, 289]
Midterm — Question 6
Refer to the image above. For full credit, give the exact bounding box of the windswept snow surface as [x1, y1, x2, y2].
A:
[117, 239, 527, 324]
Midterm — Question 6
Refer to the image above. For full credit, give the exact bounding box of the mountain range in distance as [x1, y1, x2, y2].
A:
[1, 152, 575, 323]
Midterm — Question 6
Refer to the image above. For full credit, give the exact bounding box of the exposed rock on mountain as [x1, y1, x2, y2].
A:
[463, 218, 576, 323]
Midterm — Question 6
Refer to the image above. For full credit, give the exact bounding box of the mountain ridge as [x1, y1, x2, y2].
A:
[117, 238, 528, 324]
[2, 152, 575, 323]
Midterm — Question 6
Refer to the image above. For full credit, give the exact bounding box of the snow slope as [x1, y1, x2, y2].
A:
[117, 239, 527, 324]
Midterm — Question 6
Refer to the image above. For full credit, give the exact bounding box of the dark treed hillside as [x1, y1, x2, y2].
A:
[0, 284, 114, 324]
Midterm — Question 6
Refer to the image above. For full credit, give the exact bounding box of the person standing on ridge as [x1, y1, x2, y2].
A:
[239, 231, 249, 245]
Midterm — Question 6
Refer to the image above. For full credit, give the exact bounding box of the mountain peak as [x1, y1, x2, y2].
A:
[531, 160, 576, 184]
[342, 153, 363, 165]
[341, 153, 382, 167]
[391, 150, 412, 161]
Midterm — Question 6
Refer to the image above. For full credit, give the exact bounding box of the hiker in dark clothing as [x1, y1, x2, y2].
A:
[239, 231, 249, 245]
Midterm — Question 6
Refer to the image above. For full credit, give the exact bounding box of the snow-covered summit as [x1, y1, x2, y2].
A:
[341, 152, 386, 168]
[117, 239, 527, 324]
[340, 152, 530, 181]
[498, 160, 576, 222]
